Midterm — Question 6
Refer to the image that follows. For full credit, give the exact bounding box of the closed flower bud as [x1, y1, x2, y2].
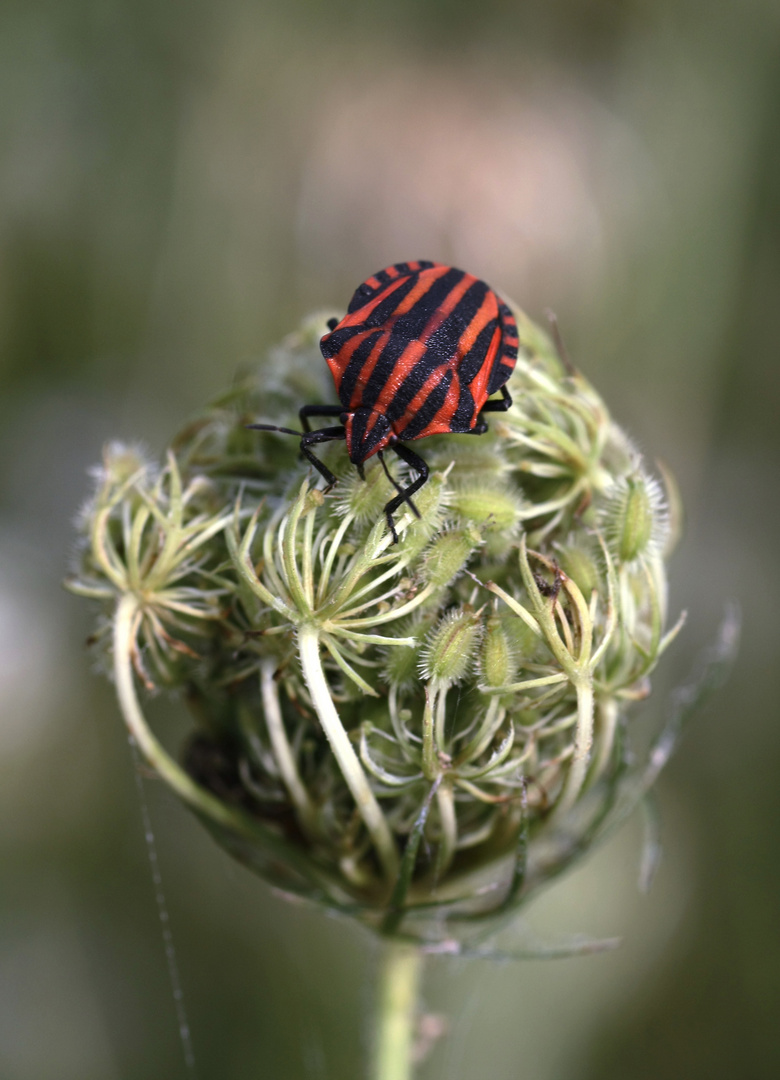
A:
[557, 539, 601, 598]
[422, 527, 482, 587]
[504, 611, 544, 662]
[396, 472, 448, 556]
[480, 614, 518, 687]
[99, 441, 151, 486]
[383, 641, 418, 688]
[602, 471, 668, 565]
[451, 483, 524, 533]
[336, 459, 397, 523]
[420, 606, 483, 686]
[383, 615, 436, 688]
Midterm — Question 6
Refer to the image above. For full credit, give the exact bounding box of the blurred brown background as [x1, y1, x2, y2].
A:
[1, 1, 779, 1077]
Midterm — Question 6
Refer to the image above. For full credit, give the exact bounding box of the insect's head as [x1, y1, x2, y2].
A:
[343, 407, 393, 465]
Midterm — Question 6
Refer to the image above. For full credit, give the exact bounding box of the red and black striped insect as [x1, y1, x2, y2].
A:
[251, 260, 519, 542]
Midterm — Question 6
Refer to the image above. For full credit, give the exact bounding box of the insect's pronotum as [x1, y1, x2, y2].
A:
[251, 261, 519, 541]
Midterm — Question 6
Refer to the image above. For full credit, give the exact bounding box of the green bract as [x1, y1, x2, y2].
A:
[68, 309, 691, 946]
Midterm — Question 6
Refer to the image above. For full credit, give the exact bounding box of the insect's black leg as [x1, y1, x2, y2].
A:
[479, 386, 513, 413]
[470, 386, 512, 435]
[383, 443, 429, 543]
[326, 317, 339, 331]
[299, 404, 345, 432]
[377, 450, 408, 502]
[299, 425, 347, 489]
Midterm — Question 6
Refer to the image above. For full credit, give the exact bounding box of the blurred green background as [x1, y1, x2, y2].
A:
[1, 0, 779, 1076]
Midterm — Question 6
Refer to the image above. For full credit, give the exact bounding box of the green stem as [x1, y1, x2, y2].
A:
[555, 676, 595, 817]
[421, 686, 438, 781]
[260, 658, 318, 835]
[113, 594, 268, 836]
[373, 943, 423, 1080]
[588, 695, 619, 788]
[435, 781, 457, 876]
[297, 623, 399, 882]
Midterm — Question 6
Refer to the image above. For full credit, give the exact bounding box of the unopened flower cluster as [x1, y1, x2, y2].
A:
[68, 308, 683, 943]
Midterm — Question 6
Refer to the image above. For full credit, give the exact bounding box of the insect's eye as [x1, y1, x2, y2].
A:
[326, 317, 339, 331]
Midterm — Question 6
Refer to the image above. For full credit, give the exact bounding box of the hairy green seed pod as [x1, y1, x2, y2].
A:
[383, 641, 418, 688]
[422, 527, 482, 587]
[557, 539, 601, 598]
[451, 483, 524, 533]
[421, 606, 483, 686]
[503, 612, 544, 663]
[427, 437, 512, 483]
[602, 472, 667, 564]
[383, 614, 436, 688]
[336, 459, 397, 523]
[394, 473, 448, 559]
[480, 613, 518, 687]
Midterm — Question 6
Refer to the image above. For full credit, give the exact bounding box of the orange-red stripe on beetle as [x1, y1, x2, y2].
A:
[249, 261, 518, 543]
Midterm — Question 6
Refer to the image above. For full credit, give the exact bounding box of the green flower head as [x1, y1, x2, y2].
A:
[68, 304, 712, 946]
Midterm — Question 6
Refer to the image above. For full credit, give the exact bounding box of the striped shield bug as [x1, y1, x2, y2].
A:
[250, 260, 519, 542]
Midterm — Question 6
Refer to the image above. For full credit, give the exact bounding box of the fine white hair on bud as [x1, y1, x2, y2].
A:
[92, 440, 153, 486]
[64, 302, 712, 947]
[600, 470, 669, 565]
[421, 527, 482, 587]
[450, 482, 525, 533]
[479, 613, 519, 688]
[334, 458, 397, 524]
[419, 606, 484, 686]
[555, 537, 602, 599]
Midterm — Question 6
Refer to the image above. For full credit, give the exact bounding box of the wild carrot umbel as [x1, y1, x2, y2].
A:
[68, 308, 728, 946]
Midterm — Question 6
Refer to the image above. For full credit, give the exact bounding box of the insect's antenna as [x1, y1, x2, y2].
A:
[246, 423, 302, 437]
[543, 309, 576, 376]
[378, 451, 421, 519]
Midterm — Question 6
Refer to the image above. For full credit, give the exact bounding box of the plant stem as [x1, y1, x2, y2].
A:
[297, 623, 399, 882]
[373, 943, 423, 1080]
[588, 695, 618, 788]
[421, 686, 437, 781]
[113, 593, 253, 832]
[260, 658, 318, 836]
[435, 781, 457, 876]
[556, 676, 594, 816]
